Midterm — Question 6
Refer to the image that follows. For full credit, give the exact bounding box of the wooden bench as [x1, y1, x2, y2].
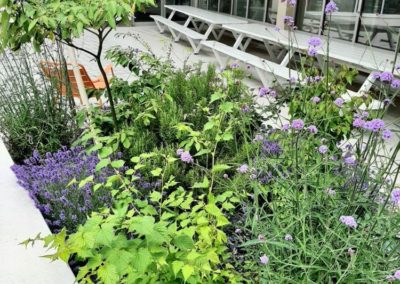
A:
[201, 40, 299, 86]
[150, 15, 207, 54]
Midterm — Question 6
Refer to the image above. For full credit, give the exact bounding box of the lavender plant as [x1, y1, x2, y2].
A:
[12, 147, 113, 232]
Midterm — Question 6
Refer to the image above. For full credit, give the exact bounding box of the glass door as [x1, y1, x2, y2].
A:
[357, 0, 400, 50]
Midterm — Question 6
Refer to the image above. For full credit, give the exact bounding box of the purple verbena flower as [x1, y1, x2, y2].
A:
[344, 156, 357, 166]
[353, 118, 365, 128]
[334, 97, 344, 108]
[308, 36, 322, 47]
[261, 140, 282, 156]
[258, 86, 269, 97]
[339, 215, 357, 228]
[325, 1, 338, 14]
[291, 119, 304, 130]
[282, 123, 291, 131]
[180, 151, 193, 163]
[308, 47, 318, 57]
[380, 71, 394, 82]
[371, 72, 381, 80]
[260, 254, 269, 265]
[391, 79, 400, 89]
[384, 98, 392, 106]
[230, 62, 240, 69]
[319, 145, 328, 154]
[237, 164, 249, 173]
[241, 104, 250, 113]
[176, 148, 184, 156]
[307, 125, 318, 134]
[382, 129, 393, 140]
[391, 188, 400, 205]
[394, 270, 400, 280]
[363, 118, 385, 132]
[311, 96, 320, 103]
[283, 16, 295, 27]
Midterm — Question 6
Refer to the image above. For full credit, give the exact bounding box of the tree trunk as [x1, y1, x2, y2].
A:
[95, 57, 119, 131]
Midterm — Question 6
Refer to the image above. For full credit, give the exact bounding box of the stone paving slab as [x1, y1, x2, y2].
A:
[0, 140, 76, 284]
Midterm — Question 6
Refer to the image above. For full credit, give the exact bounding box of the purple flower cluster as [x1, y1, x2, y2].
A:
[258, 86, 276, 97]
[325, 1, 339, 14]
[308, 37, 322, 47]
[260, 254, 269, 265]
[261, 139, 282, 156]
[339, 215, 357, 228]
[311, 96, 321, 103]
[291, 119, 304, 130]
[371, 71, 400, 87]
[237, 164, 249, 174]
[319, 145, 328, 154]
[230, 62, 240, 69]
[363, 118, 385, 132]
[283, 16, 295, 27]
[308, 47, 318, 57]
[391, 79, 400, 89]
[391, 188, 400, 205]
[11, 147, 113, 232]
[177, 149, 193, 163]
[307, 125, 318, 134]
[334, 97, 344, 108]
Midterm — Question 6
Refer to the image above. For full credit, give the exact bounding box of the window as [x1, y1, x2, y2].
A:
[358, 0, 400, 50]
[248, 0, 265, 21]
[233, 0, 247, 17]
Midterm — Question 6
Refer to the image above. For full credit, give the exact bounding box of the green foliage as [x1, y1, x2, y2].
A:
[288, 62, 360, 143]
[29, 176, 242, 283]
[76, 50, 261, 171]
[0, 0, 153, 51]
[0, 45, 78, 163]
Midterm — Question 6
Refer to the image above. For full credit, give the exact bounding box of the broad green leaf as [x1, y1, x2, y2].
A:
[192, 176, 209, 189]
[111, 160, 125, 169]
[151, 167, 162, 177]
[172, 261, 184, 276]
[150, 191, 162, 202]
[96, 159, 110, 171]
[173, 234, 194, 250]
[219, 102, 234, 113]
[182, 265, 194, 281]
[98, 263, 119, 284]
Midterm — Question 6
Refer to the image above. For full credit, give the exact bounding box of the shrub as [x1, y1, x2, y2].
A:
[0, 46, 78, 163]
[12, 147, 113, 232]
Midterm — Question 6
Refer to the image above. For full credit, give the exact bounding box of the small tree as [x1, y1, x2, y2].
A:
[0, 0, 154, 130]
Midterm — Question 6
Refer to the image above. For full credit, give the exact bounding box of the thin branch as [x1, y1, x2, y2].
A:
[83, 28, 99, 36]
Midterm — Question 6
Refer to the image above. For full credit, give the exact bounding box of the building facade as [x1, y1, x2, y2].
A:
[143, 0, 400, 51]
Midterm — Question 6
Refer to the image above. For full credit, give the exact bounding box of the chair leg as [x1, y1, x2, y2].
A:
[154, 21, 165, 33]
[211, 49, 227, 69]
[255, 68, 271, 87]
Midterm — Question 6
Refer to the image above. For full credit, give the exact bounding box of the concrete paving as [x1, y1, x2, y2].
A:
[0, 140, 76, 284]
